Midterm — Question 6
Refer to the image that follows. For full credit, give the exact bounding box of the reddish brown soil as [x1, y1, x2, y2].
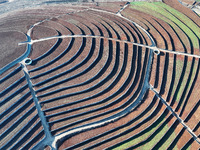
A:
[122, 8, 161, 46]
[163, 0, 200, 54]
[28, 39, 58, 61]
[150, 50, 200, 126]
[1, 2, 200, 149]
[191, 140, 200, 150]
[74, 12, 109, 36]
[60, 14, 94, 36]
[89, 9, 149, 44]
[38, 38, 113, 104]
[0, 31, 27, 69]
[175, 0, 195, 6]
[44, 43, 125, 132]
[35, 44, 148, 136]
[0, 63, 20, 77]
[170, 123, 186, 149]
[0, 103, 37, 147]
[27, 7, 147, 88]
[177, 130, 194, 149]
[24, 9, 153, 139]
[31, 25, 58, 40]
[58, 90, 156, 149]
[0, 5, 88, 34]
[55, 17, 85, 35]
[0, 67, 24, 92]
[149, 52, 175, 99]
[122, 8, 149, 31]
[90, 13, 128, 40]
[27, 38, 71, 73]
[25, 126, 45, 150]
[82, 1, 127, 13]
[177, 59, 200, 130]
[28, 9, 145, 91]
[29, 37, 86, 85]
[67, 13, 110, 36]
[57, 10, 135, 39]
[40, 20, 72, 35]
[0, 83, 30, 119]
[12, 118, 44, 150]
[48, 46, 140, 134]
[97, 103, 169, 149]
[0, 18, 43, 33]
[18, 5, 85, 17]
[122, 6, 191, 53]
[186, 110, 200, 130]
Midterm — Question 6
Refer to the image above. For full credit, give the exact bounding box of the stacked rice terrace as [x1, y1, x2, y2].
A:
[0, 1, 200, 149]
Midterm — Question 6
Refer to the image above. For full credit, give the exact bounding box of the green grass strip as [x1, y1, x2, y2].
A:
[172, 59, 184, 101]
[137, 121, 177, 150]
[113, 111, 178, 150]
[130, 2, 200, 49]
[172, 58, 197, 104]
[112, 114, 166, 150]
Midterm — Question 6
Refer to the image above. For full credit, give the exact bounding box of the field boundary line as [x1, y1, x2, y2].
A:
[150, 84, 200, 144]
[19, 34, 200, 59]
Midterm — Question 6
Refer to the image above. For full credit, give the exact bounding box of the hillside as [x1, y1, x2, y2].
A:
[0, 1, 200, 149]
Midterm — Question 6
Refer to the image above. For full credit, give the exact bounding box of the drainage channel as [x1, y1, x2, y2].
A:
[150, 85, 200, 144]
[20, 59, 55, 149]
[19, 3, 156, 148]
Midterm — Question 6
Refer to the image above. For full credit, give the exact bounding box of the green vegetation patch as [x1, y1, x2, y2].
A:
[113, 113, 178, 150]
[172, 58, 184, 100]
[130, 2, 200, 49]
[172, 58, 197, 104]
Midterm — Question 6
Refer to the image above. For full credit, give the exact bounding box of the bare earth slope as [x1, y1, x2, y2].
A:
[0, 1, 200, 150]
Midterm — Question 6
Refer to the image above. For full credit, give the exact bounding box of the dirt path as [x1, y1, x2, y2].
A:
[18, 2, 155, 149]
[3, 1, 200, 149]
[19, 34, 200, 59]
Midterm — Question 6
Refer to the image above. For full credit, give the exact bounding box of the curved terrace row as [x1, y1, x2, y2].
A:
[1, 1, 200, 149]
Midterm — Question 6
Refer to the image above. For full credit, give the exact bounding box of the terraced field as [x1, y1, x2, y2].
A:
[0, 1, 200, 149]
